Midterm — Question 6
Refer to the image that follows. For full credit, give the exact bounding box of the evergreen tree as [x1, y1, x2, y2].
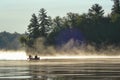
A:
[38, 8, 52, 37]
[25, 13, 40, 47]
[111, 0, 120, 14]
[66, 12, 79, 28]
[53, 16, 63, 29]
[46, 16, 63, 45]
[88, 4, 104, 18]
[28, 13, 39, 39]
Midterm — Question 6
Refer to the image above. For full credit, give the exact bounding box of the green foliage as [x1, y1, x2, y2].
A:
[53, 16, 63, 29]
[111, 13, 120, 22]
[88, 4, 104, 19]
[20, 2, 120, 53]
[47, 16, 64, 45]
[66, 12, 80, 28]
[0, 31, 21, 50]
[111, 0, 120, 14]
[19, 35, 28, 46]
[28, 14, 40, 39]
[38, 8, 52, 37]
[21, 8, 52, 48]
[1, 2, 120, 51]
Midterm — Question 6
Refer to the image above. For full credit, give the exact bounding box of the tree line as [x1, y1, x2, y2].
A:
[20, 0, 120, 52]
[0, 31, 22, 50]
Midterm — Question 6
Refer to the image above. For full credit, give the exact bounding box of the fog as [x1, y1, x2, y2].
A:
[0, 51, 27, 60]
[0, 39, 120, 60]
[25, 38, 120, 56]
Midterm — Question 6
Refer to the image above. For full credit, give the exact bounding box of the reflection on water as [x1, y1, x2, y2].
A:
[0, 58, 120, 80]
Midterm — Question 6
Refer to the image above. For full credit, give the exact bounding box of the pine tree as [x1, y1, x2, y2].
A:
[88, 4, 104, 18]
[38, 8, 52, 37]
[53, 16, 63, 29]
[26, 13, 40, 47]
[111, 0, 120, 14]
[28, 13, 40, 39]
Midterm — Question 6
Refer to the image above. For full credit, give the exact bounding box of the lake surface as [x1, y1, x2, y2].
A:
[0, 58, 120, 80]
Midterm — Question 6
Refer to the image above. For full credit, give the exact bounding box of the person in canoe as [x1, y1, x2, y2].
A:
[28, 55, 40, 60]
[34, 55, 40, 60]
[28, 55, 33, 60]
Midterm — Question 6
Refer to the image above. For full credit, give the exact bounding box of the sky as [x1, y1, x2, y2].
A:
[0, 0, 113, 33]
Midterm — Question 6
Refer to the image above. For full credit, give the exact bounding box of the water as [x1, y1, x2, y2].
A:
[0, 58, 120, 80]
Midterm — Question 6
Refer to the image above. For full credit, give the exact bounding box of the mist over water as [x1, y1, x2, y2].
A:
[0, 51, 27, 60]
[24, 38, 120, 60]
[0, 47, 120, 60]
[0, 45, 120, 80]
[0, 38, 120, 60]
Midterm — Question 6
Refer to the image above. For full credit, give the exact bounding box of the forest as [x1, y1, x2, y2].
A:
[0, 0, 120, 52]
[0, 31, 22, 50]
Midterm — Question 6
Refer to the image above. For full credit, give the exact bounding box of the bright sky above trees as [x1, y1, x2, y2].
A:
[0, 0, 113, 33]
